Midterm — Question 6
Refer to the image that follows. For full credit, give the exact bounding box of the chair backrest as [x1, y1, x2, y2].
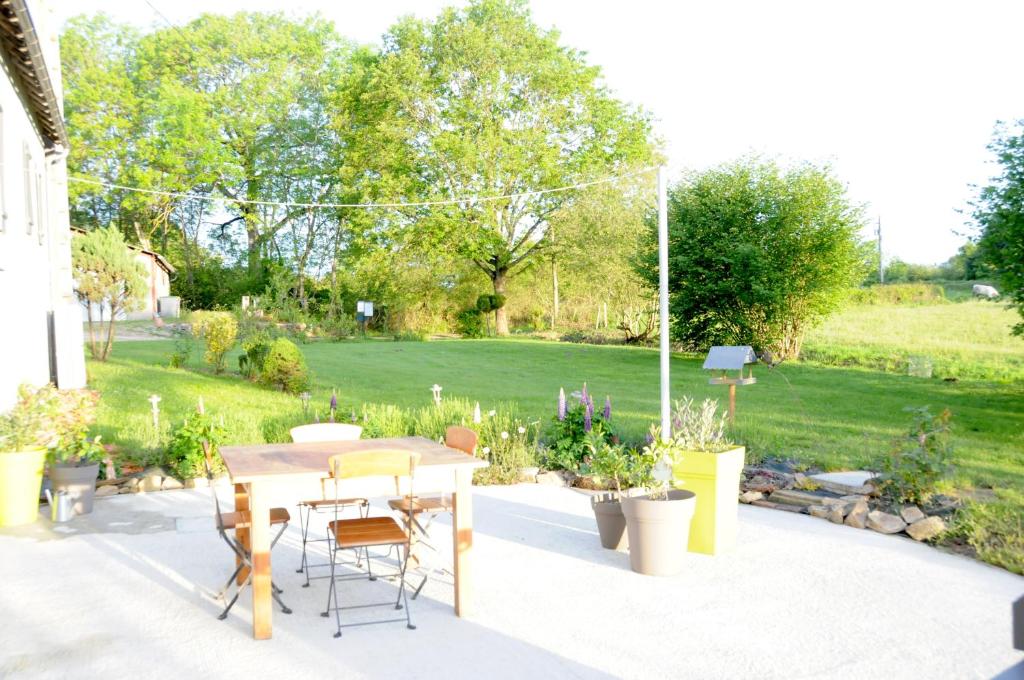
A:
[445, 425, 478, 455]
[328, 449, 420, 481]
[290, 423, 363, 443]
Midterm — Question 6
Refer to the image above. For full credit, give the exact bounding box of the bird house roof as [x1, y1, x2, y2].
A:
[702, 346, 757, 370]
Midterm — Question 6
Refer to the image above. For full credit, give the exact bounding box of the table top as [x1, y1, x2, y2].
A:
[220, 436, 488, 483]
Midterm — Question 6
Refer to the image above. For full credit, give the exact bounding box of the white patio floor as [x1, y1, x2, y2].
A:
[1, 484, 1021, 679]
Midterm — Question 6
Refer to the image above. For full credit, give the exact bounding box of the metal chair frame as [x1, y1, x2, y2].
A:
[321, 450, 420, 638]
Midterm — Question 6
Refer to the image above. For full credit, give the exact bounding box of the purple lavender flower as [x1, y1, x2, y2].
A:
[329, 391, 337, 423]
[580, 382, 589, 405]
[557, 388, 566, 421]
[584, 407, 592, 432]
[585, 397, 594, 420]
[603, 396, 611, 421]
[645, 431, 654, 444]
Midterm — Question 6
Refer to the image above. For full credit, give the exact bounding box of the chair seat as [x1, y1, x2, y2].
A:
[301, 497, 369, 509]
[328, 516, 408, 549]
[387, 495, 451, 514]
[220, 507, 290, 530]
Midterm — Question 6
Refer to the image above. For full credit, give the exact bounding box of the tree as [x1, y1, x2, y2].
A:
[974, 119, 1024, 335]
[357, 0, 655, 334]
[643, 158, 866, 358]
[72, 227, 148, 361]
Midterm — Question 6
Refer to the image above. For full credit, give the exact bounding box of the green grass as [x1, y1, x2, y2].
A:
[88, 337, 1024, 494]
[803, 300, 1024, 382]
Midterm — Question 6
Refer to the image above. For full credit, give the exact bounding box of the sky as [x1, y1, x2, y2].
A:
[54, 0, 1024, 264]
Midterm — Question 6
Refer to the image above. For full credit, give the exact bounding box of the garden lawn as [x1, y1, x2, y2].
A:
[803, 300, 1024, 381]
[89, 337, 1024, 494]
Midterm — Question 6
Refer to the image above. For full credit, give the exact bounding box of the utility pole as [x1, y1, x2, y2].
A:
[657, 166, 670, 442]
[877, 216, 884, 284]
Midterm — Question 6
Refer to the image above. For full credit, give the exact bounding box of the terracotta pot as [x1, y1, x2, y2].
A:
[591, 492, 628, 551]
[622, 489, 697, 576]
[49, 463, 100, 515]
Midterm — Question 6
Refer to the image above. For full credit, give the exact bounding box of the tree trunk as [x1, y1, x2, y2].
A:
[101, 303, 117, 361]
[492, 268, 509, 336]
[551, 256, 559, 330]
[86, 302, 98, 359]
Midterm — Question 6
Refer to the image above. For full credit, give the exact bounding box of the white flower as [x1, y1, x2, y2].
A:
[488, 409, 496, 417]
[517, 426, 526, 434]
[500, 431, 509, 439]
[652, 457, 673, 483]
[482, 447, 491, 455]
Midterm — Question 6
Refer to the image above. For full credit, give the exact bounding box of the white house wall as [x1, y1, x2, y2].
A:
[0, 0, 85, 411]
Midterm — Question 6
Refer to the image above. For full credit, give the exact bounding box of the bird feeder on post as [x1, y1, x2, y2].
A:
[702, 346, 757, 423]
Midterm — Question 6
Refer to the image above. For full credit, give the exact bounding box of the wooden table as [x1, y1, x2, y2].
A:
[219, 436, 488, 640]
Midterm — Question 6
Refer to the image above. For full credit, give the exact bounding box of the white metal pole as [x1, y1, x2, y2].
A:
[657, 166, 671, 442]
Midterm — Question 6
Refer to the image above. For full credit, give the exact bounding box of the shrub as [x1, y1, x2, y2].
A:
[474, 409, 538, 485]
[950, 489, 1024, 575]
[545, 384, 615, 471]
[261, 338, 309, 394]
[168, 329, 193, 368]
[393, 330, 427, 342]
[847, 283, 946, 306]
[876, 407, 952, 505]
[0, 384, 100, 455]
[191, 311, 238, 373]
[455, 307, 485, 338]
[239, 331, 272, 379]
[166, 411, 225, 480]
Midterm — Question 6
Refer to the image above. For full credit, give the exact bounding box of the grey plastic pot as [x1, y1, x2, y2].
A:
[49, 463, 100, 515]
[591, 493, 628, 551]
[621, 489, 698, 576]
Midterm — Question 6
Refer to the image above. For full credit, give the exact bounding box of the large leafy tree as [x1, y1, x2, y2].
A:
[974, 120, 1024, 336]
[644, 158, 866, 358]
[358, 0, 655, 334]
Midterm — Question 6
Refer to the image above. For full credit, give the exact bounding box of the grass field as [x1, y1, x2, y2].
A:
[803, 300, 1024, 382]
[88, 337, 1024, 494]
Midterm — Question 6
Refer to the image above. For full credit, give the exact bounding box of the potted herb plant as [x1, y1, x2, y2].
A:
[668, 397, 744, 555]
[49, 431, 105, 515]
[620, 428, 697, 576]
[0, 385, 60, 527]
[584, 431, 633, 551]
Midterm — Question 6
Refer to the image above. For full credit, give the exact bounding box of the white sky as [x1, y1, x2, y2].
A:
[55, 0, 1024, 264]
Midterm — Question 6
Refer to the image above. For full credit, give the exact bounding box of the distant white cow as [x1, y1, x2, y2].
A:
[972, 284, 999, 299]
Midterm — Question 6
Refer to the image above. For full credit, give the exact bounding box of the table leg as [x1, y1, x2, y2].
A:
[248, 480, 273, 640]
[451, 468, 473, 617]
[234, 484, 250, 585]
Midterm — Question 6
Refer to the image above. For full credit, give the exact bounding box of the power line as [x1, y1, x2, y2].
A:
[67, 167, 659, 209]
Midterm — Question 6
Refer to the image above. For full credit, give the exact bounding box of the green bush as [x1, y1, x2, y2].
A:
[393, 330, 427, 342]
[876, 407, 952, 505]
[261, 338, 309, 394]
[190, 311, 238, 373]
[455, 307, 485, 338]
[166, 411, 225, 480]
[949, 489, 1024, 575]
[239, 331, 272, 379]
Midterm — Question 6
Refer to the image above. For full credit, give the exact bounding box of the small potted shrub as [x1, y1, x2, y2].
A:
[621, 429, 697, 576]
[669, 397, 745, 555]
[584, 432, 634, 551]
[49, 430, 105, 515]
[0, 385, 58, 527]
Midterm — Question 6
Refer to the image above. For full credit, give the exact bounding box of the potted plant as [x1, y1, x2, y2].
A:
[584, 432, 632, 551]
[668, 398, 744, 555]
[0, 385, 60, 527]
[620, 429, 697, 576]
[49, 431, 105, 515]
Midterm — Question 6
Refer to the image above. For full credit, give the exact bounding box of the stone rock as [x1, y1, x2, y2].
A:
[808, 471, 875, 495]
[95, 485, 118, 497]
[518, 466, 540, 483]
[118, 487, 131, 494]
[162, 477, 184, 490]
[141, 466, 169, 478]
[866, 510, 907, 535]
[840, 494, 869, 503]
[906, 516, 946, 542]
[900, 506, 926, 524]
[536, 471, 568, 487]
[845, 500, 870, 528]
[141, 474, 163, 493]
[751, 499, 804, 513]
[743, 475, 776, 493]
[739, 490, 763, 504]
[827, 506, 846, 524]
[126, 477, 140, 490]
[185, 477, 209, 489]
[769, 489, 832, 507]
[808, 505, 831, 519]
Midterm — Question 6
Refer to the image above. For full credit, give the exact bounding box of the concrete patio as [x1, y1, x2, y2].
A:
[1, 484, 1021, 679]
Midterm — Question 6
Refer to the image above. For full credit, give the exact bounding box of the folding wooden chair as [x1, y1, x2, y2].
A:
[323, 449, 421, 638]
[290, 423, 370, 587]
[387, 425, 477, 598]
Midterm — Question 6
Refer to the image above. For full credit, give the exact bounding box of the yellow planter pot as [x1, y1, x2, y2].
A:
[0, 448, 47, 528]
[673, 446, 745, 555]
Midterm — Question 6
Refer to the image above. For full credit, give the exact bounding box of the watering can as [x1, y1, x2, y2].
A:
[44, 489, 74, 523]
